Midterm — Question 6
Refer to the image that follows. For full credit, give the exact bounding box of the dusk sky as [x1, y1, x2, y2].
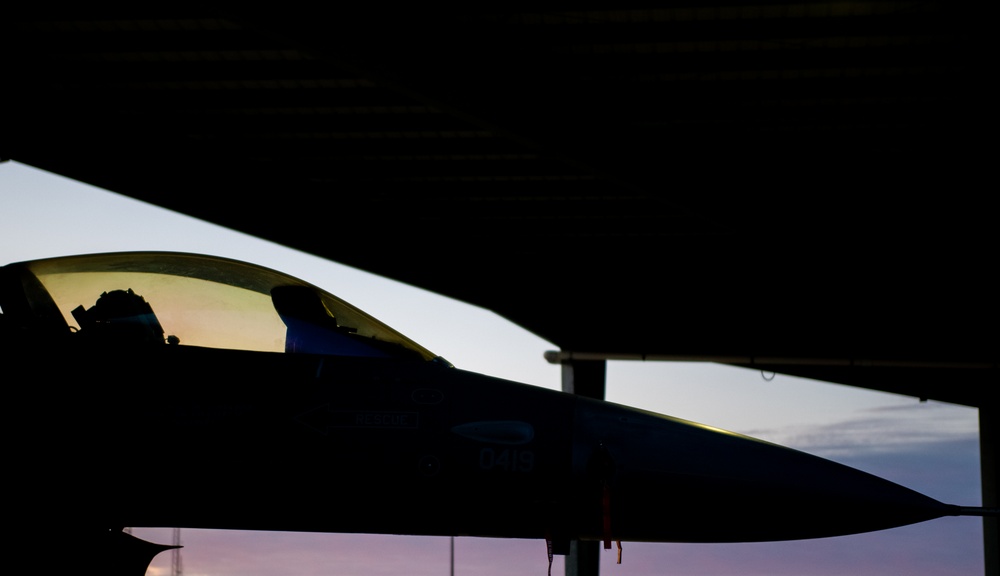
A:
[0, 159, 986, 575]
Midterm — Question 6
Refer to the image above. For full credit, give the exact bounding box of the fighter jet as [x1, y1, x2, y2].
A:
[1, 251, 992, 575]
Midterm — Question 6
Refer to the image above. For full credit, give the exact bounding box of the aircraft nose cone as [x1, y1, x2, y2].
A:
[571, 398, 954, 543]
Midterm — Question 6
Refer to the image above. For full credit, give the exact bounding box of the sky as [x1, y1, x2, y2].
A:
[0, 159, 986, 575]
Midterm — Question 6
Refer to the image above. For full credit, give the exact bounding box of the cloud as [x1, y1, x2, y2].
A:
[741, 401, 978, 459]
[739, 400, 982, 507]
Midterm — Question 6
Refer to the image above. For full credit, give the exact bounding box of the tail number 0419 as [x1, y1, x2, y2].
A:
[479, 448, 535, 473]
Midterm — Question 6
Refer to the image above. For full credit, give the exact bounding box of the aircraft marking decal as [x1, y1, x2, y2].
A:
[479, 448, 535, 473]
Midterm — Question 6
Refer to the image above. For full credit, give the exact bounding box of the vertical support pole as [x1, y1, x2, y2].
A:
[562, 358, 607, 576]
[565, 539, 601, 576]
[981, 404, 997, 576]
[171, 527, 182, 576]
[562, 357, 606, 400]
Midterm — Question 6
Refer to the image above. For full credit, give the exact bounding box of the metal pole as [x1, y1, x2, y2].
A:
[562, 358, 607, 576]
[980, 405, 998, 576]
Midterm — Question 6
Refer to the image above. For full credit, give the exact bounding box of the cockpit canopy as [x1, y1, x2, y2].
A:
[0, 251, 443, 363]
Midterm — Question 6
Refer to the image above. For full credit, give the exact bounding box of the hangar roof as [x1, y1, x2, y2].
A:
[4, 4, 993, 406]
